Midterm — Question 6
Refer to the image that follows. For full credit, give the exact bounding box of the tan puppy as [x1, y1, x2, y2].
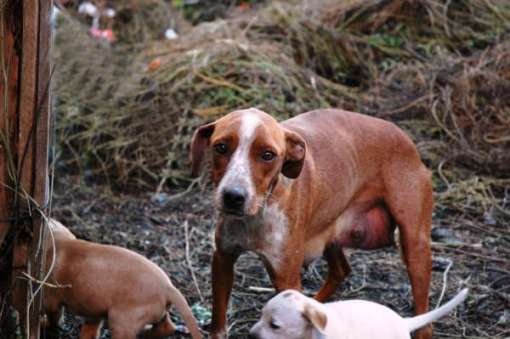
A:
[191, 108, 434, 338]
[43, 219, 201, 339]
[250, 289, 468, 339]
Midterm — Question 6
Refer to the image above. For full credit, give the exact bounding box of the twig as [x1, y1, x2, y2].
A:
[195, 72, 245, 93]
[184, 220, 204, 303]
[477, 285, 510, 305]
[248, 286, 275, 293]
[161, 178, 200, 206]
[381, 94, 432, 117]
[349, 264, 368, 294]
[19, 272, 71, 289]
[25, 215, 58, 311]
[435, 258, 453, 309]
[432, 244, 507, 264]
[437, 159, 451, 189]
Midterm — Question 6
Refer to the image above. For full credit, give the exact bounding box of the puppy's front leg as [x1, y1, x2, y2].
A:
[79, 320, 102, 339]
[211, 249, 239, 339]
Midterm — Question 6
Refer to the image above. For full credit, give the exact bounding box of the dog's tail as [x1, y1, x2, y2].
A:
[167, 283, 202, 339]
[405, 288, 468, 333]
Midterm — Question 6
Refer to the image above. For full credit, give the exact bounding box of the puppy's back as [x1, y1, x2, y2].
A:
[325, 300, 410, 339]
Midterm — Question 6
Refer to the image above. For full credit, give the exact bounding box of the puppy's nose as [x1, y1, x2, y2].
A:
[248, 333, 259, 339]
[222, 187, 246, 211]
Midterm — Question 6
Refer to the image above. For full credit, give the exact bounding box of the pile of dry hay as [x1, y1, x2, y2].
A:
[53, 0, 510, 188]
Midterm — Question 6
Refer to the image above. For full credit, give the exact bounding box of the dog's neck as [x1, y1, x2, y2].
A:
[217, 182, 290, 268]
[264, 173, 295, 207]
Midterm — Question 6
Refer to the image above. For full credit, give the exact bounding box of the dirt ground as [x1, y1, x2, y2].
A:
[44, 173, 509, 339]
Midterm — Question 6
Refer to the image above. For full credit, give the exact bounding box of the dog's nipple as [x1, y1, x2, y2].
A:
[351, 228, 364, 245]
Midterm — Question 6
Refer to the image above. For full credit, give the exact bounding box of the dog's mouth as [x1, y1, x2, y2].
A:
[218, 207, 246, 217]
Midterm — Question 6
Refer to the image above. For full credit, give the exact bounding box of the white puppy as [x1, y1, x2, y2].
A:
[250, 288, 468, 339]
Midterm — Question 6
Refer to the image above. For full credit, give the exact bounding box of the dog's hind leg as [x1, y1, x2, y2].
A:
[140, 313, 175, 338]
[314, 244, 351, 302]
[108, 309, 145, 339]
[109, 321, 138, 339]
[384, 162, 433, 339]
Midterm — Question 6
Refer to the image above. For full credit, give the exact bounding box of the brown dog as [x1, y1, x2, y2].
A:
[43, 219, 201, 339]
[191, 108, 433, 339]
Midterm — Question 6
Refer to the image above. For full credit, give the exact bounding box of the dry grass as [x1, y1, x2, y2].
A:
[53, 0, 510, 187]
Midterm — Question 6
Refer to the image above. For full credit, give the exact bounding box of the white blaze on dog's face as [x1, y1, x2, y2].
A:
[250, 290, 328, 339]
[190, 108, 306, 216]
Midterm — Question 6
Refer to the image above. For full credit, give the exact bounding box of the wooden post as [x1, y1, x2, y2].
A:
[0, 0, 52, 338]
[0, 1, 20, 252]
[0, 3, 21, 335]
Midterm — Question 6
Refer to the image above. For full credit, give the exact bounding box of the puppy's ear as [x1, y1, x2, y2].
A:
[302, 302, 327, 334]
[190, 122, 215, 177]
[282, 129, 306, 178]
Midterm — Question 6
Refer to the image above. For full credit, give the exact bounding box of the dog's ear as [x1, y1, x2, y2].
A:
[190, 122, 215, 177]
[302, 302, 327, 334]
[282, 129, 306, 178]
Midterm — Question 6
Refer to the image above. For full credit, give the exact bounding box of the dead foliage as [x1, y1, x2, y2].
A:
[53, 0, 510, 186]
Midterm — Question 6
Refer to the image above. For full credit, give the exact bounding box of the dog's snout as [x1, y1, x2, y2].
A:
[248, 333, 259, 339]
[223, 187, 247, 211]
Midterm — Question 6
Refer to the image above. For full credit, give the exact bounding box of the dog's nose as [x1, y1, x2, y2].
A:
[248, 333, 259, 339]
[222, 187, 246, 211]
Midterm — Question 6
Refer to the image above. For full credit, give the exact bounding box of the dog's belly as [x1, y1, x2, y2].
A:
[304, 203, 395, 261]
[336, 204, 395, 249]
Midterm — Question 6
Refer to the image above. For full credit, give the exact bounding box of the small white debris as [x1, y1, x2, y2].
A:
[104, 8, 116, 18]
[498, 310, 509, 326]
[165, 28, 178, 40]
[78, 2, 98, 17]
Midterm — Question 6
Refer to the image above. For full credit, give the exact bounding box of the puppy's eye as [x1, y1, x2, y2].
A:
[261, 150, 276, 162]
[214, 143, 228, 155]
[269, 320, 280, 330]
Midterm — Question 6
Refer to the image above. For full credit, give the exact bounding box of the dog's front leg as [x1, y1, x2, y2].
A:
[211, 249, 239, 339]
[263, 250, 304, 293]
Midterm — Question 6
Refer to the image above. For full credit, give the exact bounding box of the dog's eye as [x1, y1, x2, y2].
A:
[214, 143, 228, 155]
[269, 320, 280, 330]
[261, 150, 276, 162]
